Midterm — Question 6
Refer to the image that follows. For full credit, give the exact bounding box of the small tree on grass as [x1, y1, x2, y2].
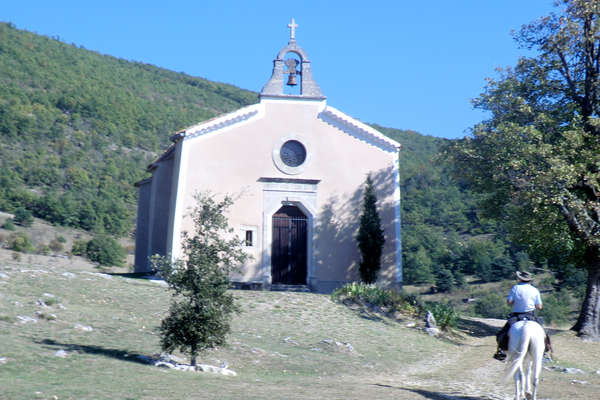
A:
[86, 235, 126, 266]
[13, 207, 33, 227]
[151, 192, 248, 367]
[356, 175, 385, 284]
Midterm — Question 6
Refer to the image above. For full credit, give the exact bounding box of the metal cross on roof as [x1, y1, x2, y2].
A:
[288, 18, 298, 41]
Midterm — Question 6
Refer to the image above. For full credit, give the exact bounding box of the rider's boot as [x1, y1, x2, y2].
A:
[493, 347, 507, 361]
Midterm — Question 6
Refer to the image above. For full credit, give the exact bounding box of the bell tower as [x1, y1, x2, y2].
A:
[260, 18, 325, 100]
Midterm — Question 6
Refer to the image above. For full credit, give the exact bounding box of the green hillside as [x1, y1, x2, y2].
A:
[0, 22, 542, 291]
[373, 125, 528, 289]
[0, 22, 256, 235]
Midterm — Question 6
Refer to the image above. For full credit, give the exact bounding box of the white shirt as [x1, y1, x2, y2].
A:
[507, 283, 542, 313]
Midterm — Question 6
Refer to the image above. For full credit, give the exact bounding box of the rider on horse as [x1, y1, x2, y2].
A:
[494, 271, 551, 361]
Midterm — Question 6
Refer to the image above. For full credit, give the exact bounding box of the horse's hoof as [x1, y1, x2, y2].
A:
[525, 392, 533, 400]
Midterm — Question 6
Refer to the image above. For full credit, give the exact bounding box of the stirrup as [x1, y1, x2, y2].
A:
[493, 350, 507, 361]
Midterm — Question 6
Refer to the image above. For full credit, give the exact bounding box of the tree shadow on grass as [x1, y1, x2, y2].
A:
[372, 384, 490, 400]
[456, 317, 563, 340]
[106, 272, 154, 280]
[456, 318, 500, 338]
[36, 338, 153, 365]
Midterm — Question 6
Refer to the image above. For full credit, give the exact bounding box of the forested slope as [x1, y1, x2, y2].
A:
[0, 22, 535, 290]
[374, 125, 530, 289]
[0, 22, 256, 235]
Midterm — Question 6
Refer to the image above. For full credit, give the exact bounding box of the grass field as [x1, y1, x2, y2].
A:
[1, 249, 599, 400]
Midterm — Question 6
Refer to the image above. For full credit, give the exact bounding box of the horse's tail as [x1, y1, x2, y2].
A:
[504, 324, 531, 382]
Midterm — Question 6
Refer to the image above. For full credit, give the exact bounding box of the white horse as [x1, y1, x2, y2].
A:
[505, 320, 545, 400]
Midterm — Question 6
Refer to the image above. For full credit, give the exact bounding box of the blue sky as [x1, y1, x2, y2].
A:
[3, 1, 557, 139]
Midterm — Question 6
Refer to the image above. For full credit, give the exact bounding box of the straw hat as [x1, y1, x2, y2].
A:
[516, 271, 533, 282]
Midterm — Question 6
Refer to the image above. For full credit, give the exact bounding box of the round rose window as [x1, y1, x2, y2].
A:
[280, 140, 307, 167]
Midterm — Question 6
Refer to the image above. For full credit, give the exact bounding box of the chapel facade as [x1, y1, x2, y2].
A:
[134, 20, 402, 293]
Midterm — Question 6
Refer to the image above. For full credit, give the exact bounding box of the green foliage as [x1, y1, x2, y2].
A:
[538, 290, 572, 326]
[473, 292, 511, 319]
[331, 282, 424, 317]
[374, 125, 533, 289]
[403, 245, 435, 284]
[425, 301, 458, 330]
[435, 268, 456, 293]
[1, 218, 16, 231]
[0, 22, 255, 236]
[442, 1, 600, 336]
[37, 245, 50, 255]
[71, 240, 87, 256]
[356, 175, 385, 283]
[151, 192, 248, 366]
[332, 283, 459, 330]
[8, 232, 35, 253]
[13, 207, 33, 227]
[42, 296, 59, 306]
[85, 235, 126, 266]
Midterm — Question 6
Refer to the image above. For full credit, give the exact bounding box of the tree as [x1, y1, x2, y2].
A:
[151, 192, 248, 367]
[356, 175, 385, 284]
[13, 207, 33, 227]
[85, 235, 126, 266]
[445, 0, 600, 339]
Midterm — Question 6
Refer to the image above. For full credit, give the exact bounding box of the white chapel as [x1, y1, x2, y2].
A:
[134, 20, 402, 292]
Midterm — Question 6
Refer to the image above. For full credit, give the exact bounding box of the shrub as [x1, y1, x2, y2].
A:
[37, 245, 50, 255]
[42, 296, 58, 306]
[48, 238, 64, 252]
[56, 235, 67, 243]
[71, 240, 87, 256]
[425, 301, 459, 330]
[13, 207, 33, 227]
[0, 315, 14, 323]
[473, 292, 511, 319]
[1, 218, 16, 231]
[331, 282, 423, 316]
[85, 235, 125, 266]
[538, 290, 571, 325]
[8, 232, 35, 253]
[332, 282, 459, 330]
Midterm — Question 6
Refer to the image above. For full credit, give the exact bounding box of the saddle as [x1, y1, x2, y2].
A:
[497, 312, 552, 355]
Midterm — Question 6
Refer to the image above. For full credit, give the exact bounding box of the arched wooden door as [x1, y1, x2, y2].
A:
[271, 205, 308, 285]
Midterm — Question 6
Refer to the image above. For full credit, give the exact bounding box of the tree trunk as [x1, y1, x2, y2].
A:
[571, 248, 600, 341]
[190, 344, 197, 369]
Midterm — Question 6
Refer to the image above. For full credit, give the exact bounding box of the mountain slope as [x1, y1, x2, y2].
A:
[0, 22, 256, 235]
[0, 22, 525, 289]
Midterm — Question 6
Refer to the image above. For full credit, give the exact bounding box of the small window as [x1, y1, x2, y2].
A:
[240, 226, 257, 248]
[245, 230, 253, 247]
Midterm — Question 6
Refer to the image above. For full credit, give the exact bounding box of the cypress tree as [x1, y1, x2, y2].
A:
[356, 175, 385, 284]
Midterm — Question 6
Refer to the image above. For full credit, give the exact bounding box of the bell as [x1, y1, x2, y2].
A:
[286, 73, 298, 86]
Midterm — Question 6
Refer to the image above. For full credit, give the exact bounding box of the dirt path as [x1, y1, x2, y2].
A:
[366, 317, 600, 400]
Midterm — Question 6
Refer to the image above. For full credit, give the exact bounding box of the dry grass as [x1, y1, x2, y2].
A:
[1, 242, 599, 399]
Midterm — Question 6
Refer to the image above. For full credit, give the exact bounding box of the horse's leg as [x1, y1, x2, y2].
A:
[525, 360, 532, 399]
[520, 368, 526, 400]
[514, 366, 523, 400]
[531, 338, 544, 400]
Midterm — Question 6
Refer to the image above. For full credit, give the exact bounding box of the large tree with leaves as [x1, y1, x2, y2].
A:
[151, 192, 248, 367]
[445, 0, 600, 339]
